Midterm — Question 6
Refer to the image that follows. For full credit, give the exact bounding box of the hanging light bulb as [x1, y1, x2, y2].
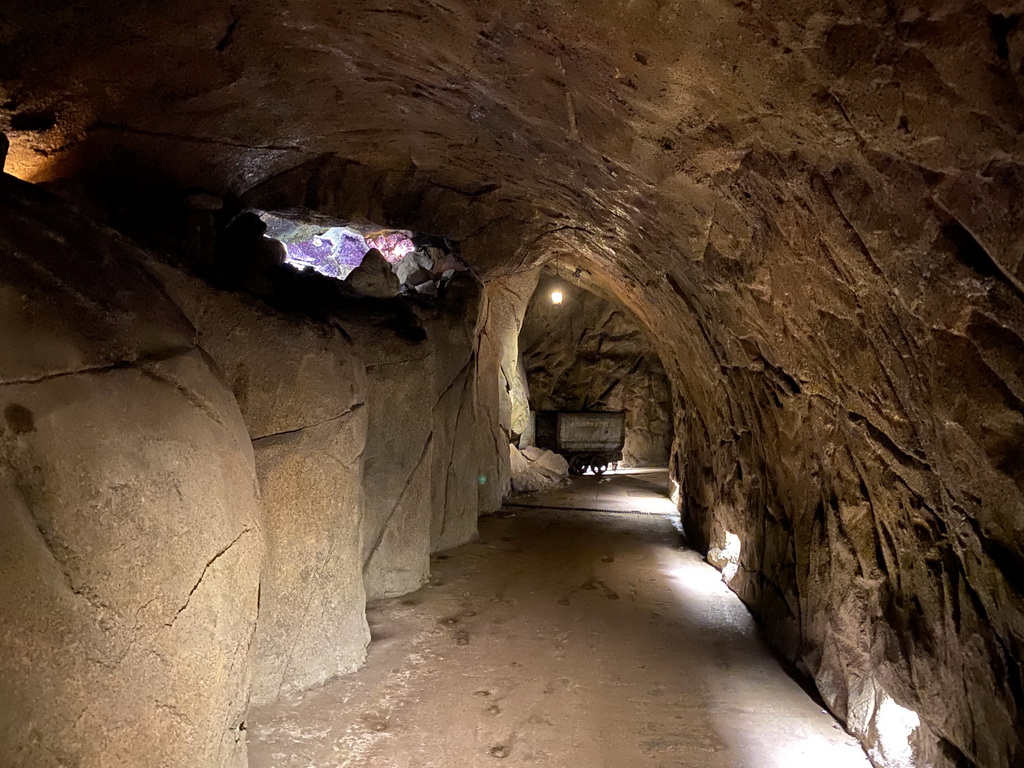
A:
[550, 255, 565, 304]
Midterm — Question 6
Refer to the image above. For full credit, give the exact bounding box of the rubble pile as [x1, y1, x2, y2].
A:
[508, 444, 569, 494]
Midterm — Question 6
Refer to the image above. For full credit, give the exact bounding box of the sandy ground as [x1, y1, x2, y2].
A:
[249, 469, 871, 767]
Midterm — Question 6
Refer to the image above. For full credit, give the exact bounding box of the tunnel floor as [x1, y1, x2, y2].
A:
[248, 469, 871, 767]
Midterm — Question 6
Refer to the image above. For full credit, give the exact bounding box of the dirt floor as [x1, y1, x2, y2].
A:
[249, 469, 871, 767]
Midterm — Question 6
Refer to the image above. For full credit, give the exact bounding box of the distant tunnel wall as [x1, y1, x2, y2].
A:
[519, 272, 673, 467]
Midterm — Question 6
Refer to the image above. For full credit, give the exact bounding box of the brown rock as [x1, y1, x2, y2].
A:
[344, 247, 400, 298]
[415, 275, 488, 552]
[509, 443, 568, 494]
[520, 272, 673, 467]
[4, 3, 1024, 765]
[0, 175, 263, 767]
[149, 260, 371, 707]
[339, 305, 434, 600]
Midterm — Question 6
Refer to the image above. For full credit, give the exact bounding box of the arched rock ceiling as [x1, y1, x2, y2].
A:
[6, 0, 1023, 397]
[3, 1, 1024, 765]
[5, 1, 1021, 271]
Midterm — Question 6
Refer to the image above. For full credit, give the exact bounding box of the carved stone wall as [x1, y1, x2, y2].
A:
[0, 175, 264, 767]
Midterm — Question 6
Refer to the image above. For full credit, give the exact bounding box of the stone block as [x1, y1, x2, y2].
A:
[0, 175, 262, 767]
[150, 260, 370, 707]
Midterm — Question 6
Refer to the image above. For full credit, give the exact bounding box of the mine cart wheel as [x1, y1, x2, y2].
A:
[569, 456, 585, 475]
[593, 458, 609, 476]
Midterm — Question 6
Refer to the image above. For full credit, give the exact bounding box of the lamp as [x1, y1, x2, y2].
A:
[550, 289, 564, 305]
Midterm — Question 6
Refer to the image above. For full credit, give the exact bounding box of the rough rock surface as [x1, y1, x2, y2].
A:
[4, 1, 1024, 765]
[415, 275, 489, 552]
[496, 276, 539, 443]
[522, 445, 570, 475]
[241, 162, 500, 596]
[344, 248, 400, 298]
[394, 249, 434, 288]
[0, 175, 263, 767]
[520, 273, 673, 467]
[345, 284, 490, 591]
[509, 443, 570, 494]
[342, 305, 435, 601]
[477, 271, 540, 508]
[151, 263, 370, 707]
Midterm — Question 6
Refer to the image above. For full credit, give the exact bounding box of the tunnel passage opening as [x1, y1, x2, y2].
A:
[505, 264, 676, 494]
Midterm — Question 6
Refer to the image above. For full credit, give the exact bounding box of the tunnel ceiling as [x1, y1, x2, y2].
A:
[6, 1, 1020, 276]
[3, 1, 1024, 766]
[3, 0, 1022, 367]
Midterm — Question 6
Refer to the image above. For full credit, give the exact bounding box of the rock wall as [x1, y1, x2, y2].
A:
[621, 362, 674, 468]
[150, 263, 370, 707]
[0, 175, 264, 767]
[347, 305, 436, 601]
[520, 274, 673, 467]
[0, 170, 501, 767]
[476, 271, 540, 509]
[6, 1, 1024, 763]
[239, 154, 510, 563]
[419, 276, 490, 552]
[659, 151, 1024, 768]
[353, 297, 499, 592]
[349, 278, 492, 591]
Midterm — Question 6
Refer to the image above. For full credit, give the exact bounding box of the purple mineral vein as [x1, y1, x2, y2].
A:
[283, 228, 417, 279]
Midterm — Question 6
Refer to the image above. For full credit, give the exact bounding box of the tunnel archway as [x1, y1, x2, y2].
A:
[2, 2, 1023, 767]
[514, 266, 675, 469]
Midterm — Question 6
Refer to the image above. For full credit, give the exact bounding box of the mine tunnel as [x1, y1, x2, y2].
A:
[0, 2, 1022, 767]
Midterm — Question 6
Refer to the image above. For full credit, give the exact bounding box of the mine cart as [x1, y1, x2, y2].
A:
[534, 411, 626, 476]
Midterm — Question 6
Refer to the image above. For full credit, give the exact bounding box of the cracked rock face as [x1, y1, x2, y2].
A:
[0, 175, 263, 767]
[150, 261, 372, 707]
[3, 0, 1024, 765]
[418, 276, 491, 552]
[350, 276, 491, 598]
[0, 174, 499, 767]
[520, 272, 673, 467]
[509, 443, 570, 494]
[483, 271, 539, 435]
[347, 306, 437, 602]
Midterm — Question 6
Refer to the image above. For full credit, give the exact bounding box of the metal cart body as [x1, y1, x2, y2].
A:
[534, 411, 626, 475]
